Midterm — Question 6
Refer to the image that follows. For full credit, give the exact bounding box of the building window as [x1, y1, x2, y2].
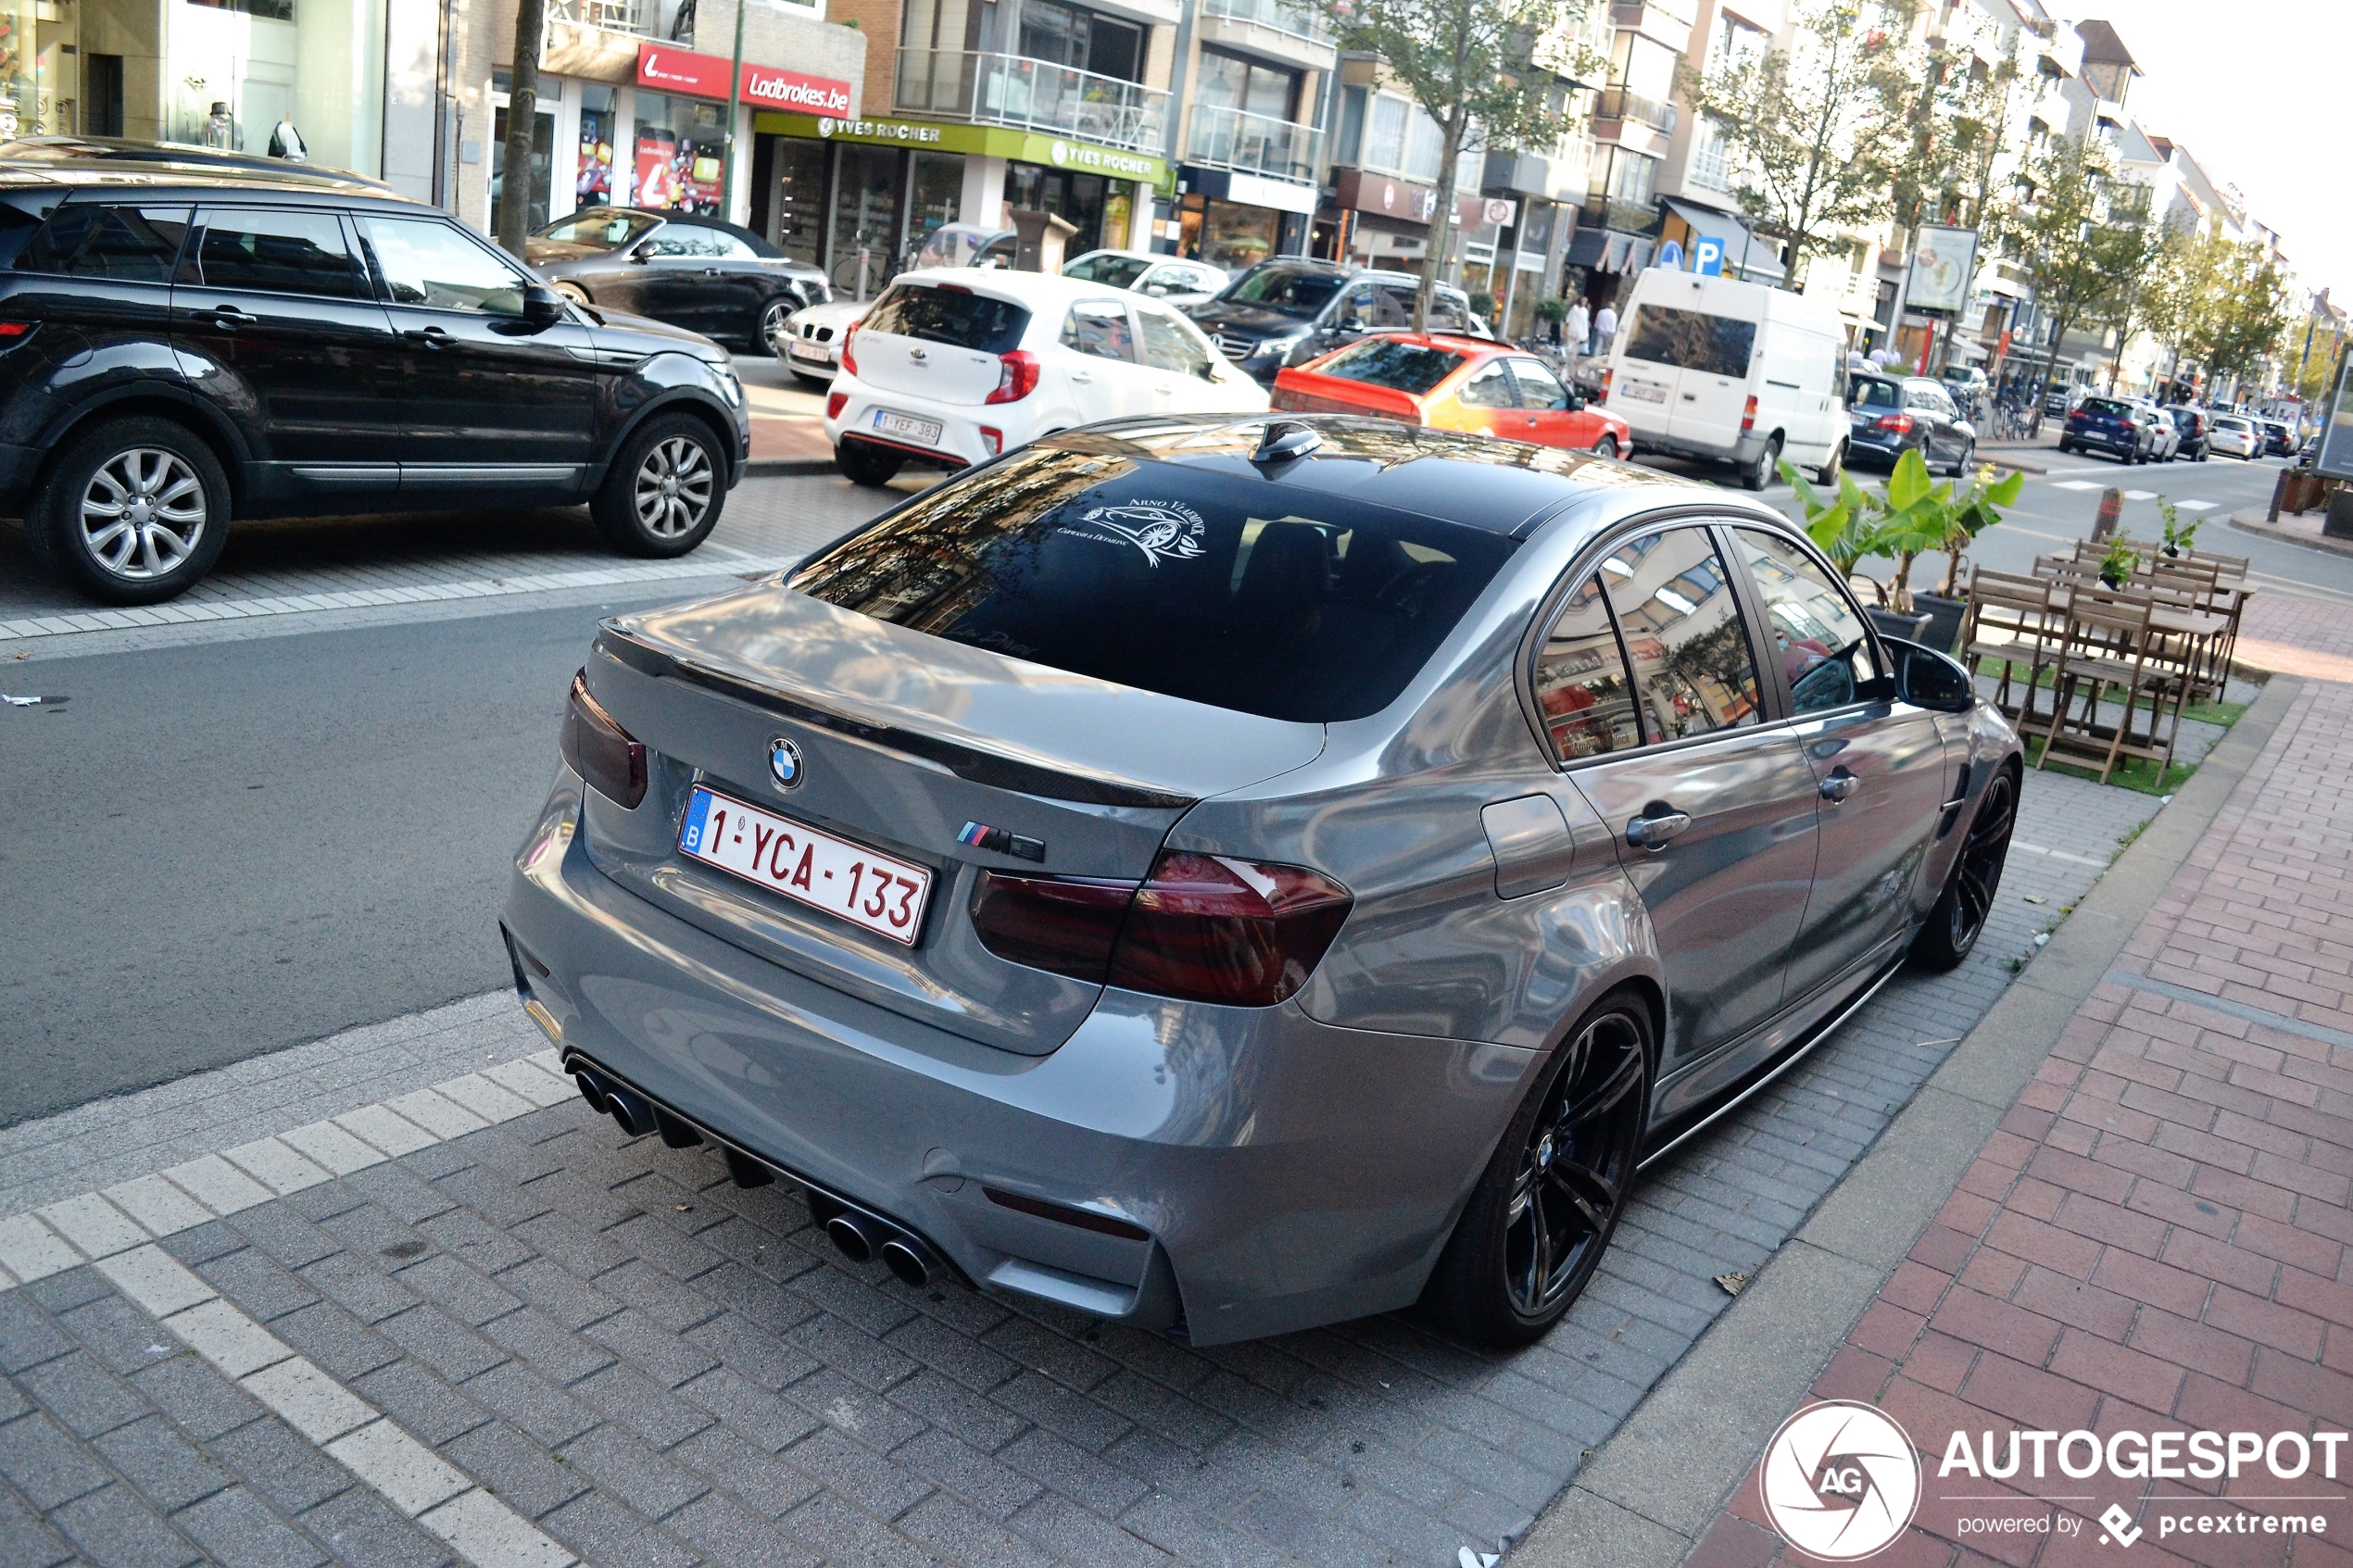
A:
[1198, 50, 1299, 123]
[1608, 148, 1655, 206]
[634, 91, 726, 215]
[1691, 121, 1730, 192]
[1365, 93, 1407, 170]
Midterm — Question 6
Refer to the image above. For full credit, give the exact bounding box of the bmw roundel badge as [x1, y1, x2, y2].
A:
[767, 736, 804, 790]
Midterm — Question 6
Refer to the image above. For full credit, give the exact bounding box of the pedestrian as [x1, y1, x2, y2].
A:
[1592, 300, 1617, 357]
[1564, 297, 1590, 372]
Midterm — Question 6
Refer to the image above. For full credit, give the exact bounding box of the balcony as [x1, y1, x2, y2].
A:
[1201, 0, 1329, 44]
[1592, 87, 1677, 135]
[1185, 103, 1323, 185]
[549, 0, 686, 42]
[895, 49, 1169, 155]
[1195, 0, 1336, 70]
[1581, 194, 1658, 235]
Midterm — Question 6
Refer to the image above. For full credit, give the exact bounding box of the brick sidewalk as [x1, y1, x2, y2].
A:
[1689, 593, 2353, 1568]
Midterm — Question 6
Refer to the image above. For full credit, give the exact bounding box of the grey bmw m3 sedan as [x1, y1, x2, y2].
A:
[501, 416, 2022, 1348]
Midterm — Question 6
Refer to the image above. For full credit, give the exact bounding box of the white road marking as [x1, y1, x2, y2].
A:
[2049, 480, 2103, 491]
[2121, 489, 2157, 500]
[2011, 840, 2113, 869]
[2173, 499, 2217, 510]
[0, 1051, 585, 1568]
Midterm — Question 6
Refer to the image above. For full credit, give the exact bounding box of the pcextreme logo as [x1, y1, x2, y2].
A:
[1760, 1401, 1922, 1561]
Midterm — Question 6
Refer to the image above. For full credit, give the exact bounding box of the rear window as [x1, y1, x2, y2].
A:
[2079, 396, 2131, 419]
[1624, 305, 1755, 377]
[1850, 379, 1901, 410]
[860, 282, 1030, 354]
[788, 448, 1517, 722]
[1312, 337, 1466, 395]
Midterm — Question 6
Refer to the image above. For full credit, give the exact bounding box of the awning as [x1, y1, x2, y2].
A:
[1567, 230, 1658, 273]
[1658, 196, 1785, 282]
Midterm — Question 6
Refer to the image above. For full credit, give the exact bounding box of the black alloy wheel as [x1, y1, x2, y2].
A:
[1910, 766, 2018, 972]
[1426, 994, 1651, 1345]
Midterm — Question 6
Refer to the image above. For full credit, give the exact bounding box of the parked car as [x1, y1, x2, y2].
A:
[780, 222, 1019, 386]
[1845, 372, 1977, 475]
[523, 207, 829, 358]
[2124, 398, 2179, 462]
[1271, 333, 1633, 456]
[1602, 269, 1850, 490]
[1063, 249, 1228, 307]
[1183, 258, 1490, 385]
[2209, 414, 2264, 458]
[2166, 406, 2211, 461]
[2260, 418, 2295, 456]
[2041, 384, 2082, 419]
[0, 151, 748, 605]
[2057, 395, 2154, 463]
[823, 269, 1269, 484]
[1938, 363, 1988, 418]
[504, 414, 2022, 1348]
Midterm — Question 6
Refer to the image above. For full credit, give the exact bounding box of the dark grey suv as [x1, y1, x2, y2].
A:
[0, 147, 750, 604]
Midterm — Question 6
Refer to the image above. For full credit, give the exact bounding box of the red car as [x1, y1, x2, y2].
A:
[1273, 332, 1634, 458]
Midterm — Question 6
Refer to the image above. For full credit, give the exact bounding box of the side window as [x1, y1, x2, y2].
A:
[1509, 358, 1570, 410]
[1060, 300, 1136, 361]
[1136, 306, 1213, 376]
[638, 227, 706, 257]
[1533, 576, 1641, 759]
[1372, 286, 1417, 327]
[1600, 527, 1762, 741]
[195, 207, 364, 298]
[704, 230, 761, 261]
[1458, 360, 1516, 408]
[1727, 529, 1878, 713]
[1428, 291, 1472, 331]
[21, 205, 190, 282]
[359, 217, 529, 316]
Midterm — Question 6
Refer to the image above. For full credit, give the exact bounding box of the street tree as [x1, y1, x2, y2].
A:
[2191, 241, 2293, 401]
[1681, 2, 1916, 287]
[497, 0, 551, 257]
[2136, 220, 2215, 397]
[1987, 132, 2150, 422]
[1314, 0, 1604, 330]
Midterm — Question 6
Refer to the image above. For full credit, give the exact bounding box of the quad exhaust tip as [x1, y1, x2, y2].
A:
[825, 1213, 883, 1265]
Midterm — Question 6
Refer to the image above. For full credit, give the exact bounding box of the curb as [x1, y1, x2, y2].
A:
[2229, 506, 2353, 558]
[744, 457, 837, 478]
[1505, 670, 2308, 1568]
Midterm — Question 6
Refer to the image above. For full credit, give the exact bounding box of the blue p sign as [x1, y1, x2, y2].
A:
[1693, 236, 1726, 276]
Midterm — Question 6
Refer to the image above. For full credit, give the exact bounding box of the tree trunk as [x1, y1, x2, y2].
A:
[2029, 307, 2074, 435]
[497, 0, 549, 257]
[1418, 109, 1468, 333]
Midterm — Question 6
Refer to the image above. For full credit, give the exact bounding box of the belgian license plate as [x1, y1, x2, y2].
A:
[789, 343, 832, 366]
[874, 409, 943, 445]
[679, 787, 932, 946]
[1620, 381, 1668, 404]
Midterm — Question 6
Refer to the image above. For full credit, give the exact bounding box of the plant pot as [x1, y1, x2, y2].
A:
[2100, 572, 2126, 589]
[1910, 593, 1967, 657]
[1865, 607, 1932, 646]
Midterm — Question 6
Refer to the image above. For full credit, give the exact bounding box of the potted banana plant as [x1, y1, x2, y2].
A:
[1783, 448, 2023, 655]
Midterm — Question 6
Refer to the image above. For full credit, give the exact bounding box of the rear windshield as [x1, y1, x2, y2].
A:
[1064, 253, 1149, 288]
[1850, 378, 1901, 410]
[1222, 266, 1345, 316]
[788, 448, 1516, 722]
[1312, 338, 1466, 395]
[1624, 305, 1755, 377]
[860, 282, 1030, 354]
[2079, 396, 2131, 418]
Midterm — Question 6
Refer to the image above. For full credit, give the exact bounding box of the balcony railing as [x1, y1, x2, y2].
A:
[895, 49, 1169, 154]
[1198, 0, 1332, 46]
[1185, 103, 1323, 184]
[1592, 86, 1677, 135]
[1581, 194, 1658, 234]
[550, 0, 678, 41]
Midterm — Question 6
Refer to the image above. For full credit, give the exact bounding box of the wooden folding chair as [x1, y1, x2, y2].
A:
[1960, 567, 2060, 725]
[2038, 584, 2191, 786]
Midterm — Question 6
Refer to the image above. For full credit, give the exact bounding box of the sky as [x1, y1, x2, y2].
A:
[2052, 2, 2353, 299]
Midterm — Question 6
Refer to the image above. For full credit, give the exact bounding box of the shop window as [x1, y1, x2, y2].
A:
[833, 144, 904, 296]
[634, 92, 725, 216]
[1197, 198, 1276, 272]
[907, 151, 966, 258]
[491, 103, 556, 236]
[763, 135, 826, 267]
[577, 86, 620, 211]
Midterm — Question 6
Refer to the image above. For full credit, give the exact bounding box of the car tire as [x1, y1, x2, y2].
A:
[1815, 441, 1844, 485]
[591, 412, 727, 558]
[2196, 448, 2208, 462]
[31, 417, 231, 605]
[756, 297, 797, 359]
[551, 281, 590, 306]
[1591, 434, 1618, 459]
[1422, 988, 1653, 1347]
[1948, 438, 1973, 478]
[1740, 435, 1780, 492]
[835, 440, 903, 488]
[2057, 438, 2074, 456]
[1909, 765, 2018, 972]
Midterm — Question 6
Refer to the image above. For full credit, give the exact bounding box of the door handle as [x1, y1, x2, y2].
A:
[403, 325, 453, 348]
[702, 268, 721, 275]
[1069, 370, 1093, 383]
[201, 304, 257, 328]
[1625, 810, 1691, 849]
[1819, 771, 1860, 802]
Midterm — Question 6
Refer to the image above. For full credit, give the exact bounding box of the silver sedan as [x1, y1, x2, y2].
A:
[501, 416, 2021, 1346]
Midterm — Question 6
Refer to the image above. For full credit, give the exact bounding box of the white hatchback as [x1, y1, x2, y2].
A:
[824, 270, 1270, 484]
[2208, 414, 2264, 459]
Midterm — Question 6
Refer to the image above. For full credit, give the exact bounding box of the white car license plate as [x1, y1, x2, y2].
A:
[1619, 381, 1669, 404]
[873, 409, 943, 445]
[789, 344, 833, 366]
[679, 786, 932, 946]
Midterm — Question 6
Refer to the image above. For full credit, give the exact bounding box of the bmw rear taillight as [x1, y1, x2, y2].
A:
[560, 670, 646, 809]
[839, 321, 859, 377]
[1876, 413, 1914, 433]
[826, 391, 847, 420]
[971, 851, 1353, 1007]
[1741, 394, 1758, 433]
[986, 348, 1040, 405]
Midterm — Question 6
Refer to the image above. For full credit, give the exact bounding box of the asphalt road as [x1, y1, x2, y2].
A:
[0, 595, 689, 1125]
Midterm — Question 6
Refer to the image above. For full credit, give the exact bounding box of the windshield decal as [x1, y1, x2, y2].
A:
[1069, 501, 1208, 567]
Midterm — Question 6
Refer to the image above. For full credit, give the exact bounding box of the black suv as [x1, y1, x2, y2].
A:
[1183, 258, 1489, 384]
[0, 146, 749, 605]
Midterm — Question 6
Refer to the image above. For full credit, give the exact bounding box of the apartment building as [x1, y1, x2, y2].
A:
[1161, 0, 1333, 270]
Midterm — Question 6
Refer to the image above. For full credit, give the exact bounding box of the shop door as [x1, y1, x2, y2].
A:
[831, 145, 903, 299]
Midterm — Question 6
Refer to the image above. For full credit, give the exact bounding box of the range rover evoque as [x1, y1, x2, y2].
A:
[0, 140, 749, 605]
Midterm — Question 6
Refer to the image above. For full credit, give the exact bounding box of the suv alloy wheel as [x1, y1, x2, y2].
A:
[592, 413, 727, 557]
[32, 418, 232, 606]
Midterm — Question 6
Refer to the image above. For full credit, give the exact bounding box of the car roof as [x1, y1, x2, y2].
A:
[890, 267, 1140, 307]
[1039, 415, 1688, 535]
[0, 136, 411, 200]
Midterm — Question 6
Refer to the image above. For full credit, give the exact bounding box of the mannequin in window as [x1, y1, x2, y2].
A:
[268, 115, 308, 161]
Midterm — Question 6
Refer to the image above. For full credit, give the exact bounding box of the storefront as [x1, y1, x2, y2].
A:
[1322, 169, 1440, 270]
[749, 108, 1169, 294]
[1169, 167, 1315, 271]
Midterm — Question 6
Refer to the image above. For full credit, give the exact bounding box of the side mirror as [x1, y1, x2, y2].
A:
[1567, 393, 1587, 411]
[627, 246, 652, 264]
[1884, 637, 1975, 713]
[522, 283, 566, 331]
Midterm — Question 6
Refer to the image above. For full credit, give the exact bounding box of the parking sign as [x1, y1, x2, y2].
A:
[1693, 236, 1726, 276]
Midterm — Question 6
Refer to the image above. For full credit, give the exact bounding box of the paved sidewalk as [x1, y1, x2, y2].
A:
[1619, 591, 2353, 1567]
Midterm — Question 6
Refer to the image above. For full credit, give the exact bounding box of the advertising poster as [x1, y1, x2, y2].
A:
[634, 130, 678, 209]
[576, 110, 613, 207]
[1907, 225, 1980, 314]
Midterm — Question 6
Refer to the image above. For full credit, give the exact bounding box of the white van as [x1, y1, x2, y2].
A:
[1601, 270, 1848, 490]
